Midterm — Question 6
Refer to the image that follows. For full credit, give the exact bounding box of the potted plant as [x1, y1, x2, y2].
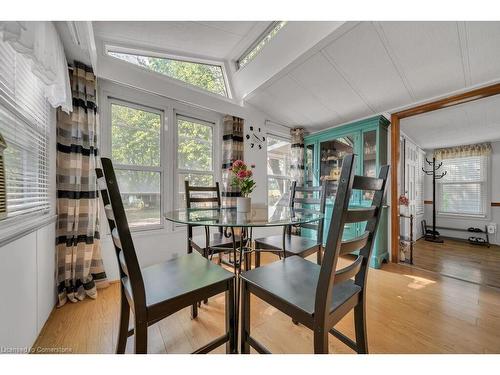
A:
[230, 160, 256, 212]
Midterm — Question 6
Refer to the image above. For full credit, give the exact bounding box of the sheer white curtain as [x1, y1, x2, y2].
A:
[0, 21, 72, 113]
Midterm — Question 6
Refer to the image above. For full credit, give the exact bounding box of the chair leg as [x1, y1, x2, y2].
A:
[240, 280, 251, 354]
[244, 252, 251, 271]
[313, 328, 329, 354]
[134, 320, 148, 354]
[354, 301, 368, 354]
[191, 303, 198, 319]
[316, 246, 322, 265]
[255, 251, 261, 268]
[202, 248, 209, 305]
[226, 279, 236, 354]
[116, 286, 130, 354]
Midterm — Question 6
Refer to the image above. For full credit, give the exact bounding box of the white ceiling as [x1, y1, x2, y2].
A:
[401, 94, 500, 149]
[92, 21, 271, 61]
[245, 21, 500, 131]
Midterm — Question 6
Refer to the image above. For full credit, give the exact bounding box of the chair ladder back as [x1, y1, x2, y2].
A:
[97, 158, 146, 311]
[289, 180, 327, 243]
[314, 154, 356, 324]
[353, 165, 389, 289]
[333, 166, 390, 289]
[185, 180, 222, 209]
[96, 168, 126, 278]
[184, 181, 224, 251]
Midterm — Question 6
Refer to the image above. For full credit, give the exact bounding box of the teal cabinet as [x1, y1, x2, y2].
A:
[303, 115, 389, 268]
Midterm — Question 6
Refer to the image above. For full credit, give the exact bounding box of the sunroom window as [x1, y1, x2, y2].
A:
[237, 21, 287, 70]
[267, 135, 291, 210]
[108, 50, 229, 97]
[176, 115, 215, 209]
[111, 101, 162, 229]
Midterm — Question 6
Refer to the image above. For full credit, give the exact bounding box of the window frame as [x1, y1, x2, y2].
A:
[266, 133, 292, 208]
[236, 21, 288, 70]
[0, 41, 55, 238]
[105, 44, 233, 99]
[108, 97, 165, 232]
[100, 81, 222, 235]
[436, 155, 490, 219]
[173, 112, 217, 213]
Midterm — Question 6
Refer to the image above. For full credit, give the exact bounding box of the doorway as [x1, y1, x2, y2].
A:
[390, 84, 500, 288]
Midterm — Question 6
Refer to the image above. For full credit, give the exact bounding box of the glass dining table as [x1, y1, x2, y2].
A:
[164, 204, 324, 350]
[164, 204, 324, 274]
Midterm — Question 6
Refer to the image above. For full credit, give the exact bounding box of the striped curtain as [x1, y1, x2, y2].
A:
[56, 62, 107, 307]
[290, 128, 305, 235]
[290, 128, 305, 186]
[221, 115, 244, 207]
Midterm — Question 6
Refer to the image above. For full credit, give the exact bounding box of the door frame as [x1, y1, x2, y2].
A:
[390, 82, 500, 263]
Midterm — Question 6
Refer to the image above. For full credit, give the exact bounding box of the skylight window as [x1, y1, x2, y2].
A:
[237, 21, 287, 70]
[108, 50, 229, 97]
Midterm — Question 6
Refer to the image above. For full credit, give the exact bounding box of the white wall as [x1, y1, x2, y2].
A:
[0, 108, 57, 350]
[423, 141, 500, 245]
[0, 221, 56, 350]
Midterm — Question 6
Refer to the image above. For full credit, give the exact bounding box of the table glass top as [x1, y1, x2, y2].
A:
[165, 205, 323, 227]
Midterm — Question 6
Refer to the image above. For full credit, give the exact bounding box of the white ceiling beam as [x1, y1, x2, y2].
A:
[68, 21, 98, 72]
[457, 21, 472, 87]
[234, 21, 348, 100]
[372, 21, 417, 101]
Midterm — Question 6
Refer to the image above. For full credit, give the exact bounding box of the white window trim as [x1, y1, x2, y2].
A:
[266, 133, 292, 206]
[104, 44, 233, 99]
[108, 97, 165, 232]
[172, 112, 219, 229]
[99, 81, 222, 236]
[436, 155, 491, 220]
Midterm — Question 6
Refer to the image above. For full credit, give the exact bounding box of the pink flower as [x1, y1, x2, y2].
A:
[233, 160, 244, 168]
[245, 170, 253, 177]
[237, 170, 246, 179]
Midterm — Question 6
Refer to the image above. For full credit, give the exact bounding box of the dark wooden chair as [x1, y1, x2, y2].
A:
[254, 181, 327, 266]
[185, 180, 237, 261]
[184, 180, 240, 316]
[97, 158, 236, 354]
[239, 154, 389, 354]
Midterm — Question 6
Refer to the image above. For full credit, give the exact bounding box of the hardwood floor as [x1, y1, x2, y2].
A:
[412, 238, 500, 288]
[33, 254, 500, 354]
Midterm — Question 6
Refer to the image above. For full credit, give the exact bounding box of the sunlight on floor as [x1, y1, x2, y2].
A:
[404, 274, 437, 290]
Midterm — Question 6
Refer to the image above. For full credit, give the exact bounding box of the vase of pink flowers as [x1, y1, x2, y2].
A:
[399, 194, 409, 216]
[230, 160, 256, 213]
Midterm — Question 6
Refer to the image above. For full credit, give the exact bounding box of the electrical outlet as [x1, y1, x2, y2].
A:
[487, 223, 497, 234]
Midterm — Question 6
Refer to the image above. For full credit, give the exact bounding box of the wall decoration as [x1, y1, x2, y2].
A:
[246, 125, 265, 149]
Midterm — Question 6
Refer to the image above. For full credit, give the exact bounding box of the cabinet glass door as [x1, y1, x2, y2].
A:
[362, 130, 377, 203]
[305, 143, 315, 187]
[319, 134, 355, 199]
[319, 133, 357, 241]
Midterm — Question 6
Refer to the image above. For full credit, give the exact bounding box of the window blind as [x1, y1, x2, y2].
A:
[0, 40, 51, 220]
[437, 155, 488, 216]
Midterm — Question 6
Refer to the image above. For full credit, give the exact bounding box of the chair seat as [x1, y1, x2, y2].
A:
[240, 256, 361, 316]
[192, 232, 239, 252]
[122, 253, 233, 314]
[255, 234, 321, 256]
